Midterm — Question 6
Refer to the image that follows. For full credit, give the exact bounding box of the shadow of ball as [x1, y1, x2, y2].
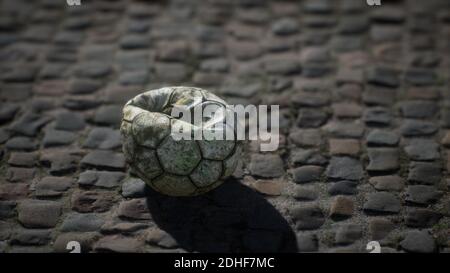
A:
[145, 178, 298, 253]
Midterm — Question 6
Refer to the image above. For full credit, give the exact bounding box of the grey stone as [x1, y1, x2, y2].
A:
[116, 51, 149, 71]
[324, 122, 364, 138]
[10, 229, 51, 245]
[93, 105, 122, 127]
[0, 221, 12, 240]
[369, 175, 404, 192]
[400, 230, 436, 253]
[408, 162, 441, 185]
[404, 68, 437, 86]
[155, 63, 188, 82]
[366, 130, 399, 147]
[400, 120, 438, 136]
[101, 221, 149, 234]
[290, 149, 327, 166]
[120, 34, 151, 49]
[200, 59, 229, 73]
[94, 235, 144, 253]
[35, 176, 73, 197]
[40, 151, 79, 175]
[0, 183, 29, 200]
[121, 178, 147, 198]
[39, 63, 69, 79]
[335, 224, 362, 245]
[145, 228, 179, 249]
[291, 205, 325, 230]
[330, 36, 364, 52]
[5, 136, 38, 151]
[9, 112, 52, 136]
[405, 208, 442, 228]
[367, 66, 400, 88]
[399, 101, 438, 118]
[78, 170, 125, 188]
[404, 139, 440, 161]
[304, 0, 333, 13]
[363, 192, 401, 214]
[369, 218, 394, 240]
[363, 88, 395, 106]
[328, 181, 358, 196]
[0, 103, 19, 123]
[71, 190, 115, 213]
[54, 111, 85, 131]
[6, 167, 36, 182]
[42, 129, 77, 147]
[18, 200, 62, 228]
[53, 24, 82, 41]
[300, 47, 330, 63]
[442, 109, 450, 128]
[249, 154, 285, 178]
[289, 129, 322, 147]
[370, 25, 402, 43]
[363, 107, 392, 126]
[371, 6, 405, 23]
[118, 71, 149, 86]
[326, 157, 364, 181]
[156, 41, 189, 62]
[2, 65, 38, 82]
[296, 109, 328, 128]
[81, 151, 126, 170]
[272, 18, 299, 35]
[367, 148, 399, 172]
[221, 83, 263, 98]
[405, 185, 442, 205]
[74, 62, 111, 78]
[63, 96, 102, 110]
[292, 92, 330, 107]
[297, 233, 318, 252]
[330, 196, 354, 220]
[8, 152, 37, 167]
[117, 198, 151, 220]
[0, 201, 16, 219]
[60, 213, 105, 232]
[83, 128, 121, 149]
[0, 128, 9, 144]
[337, 16, 369, 34]
[292, 166, 324, 183]
[293, 186, 318, 201]
[264, 57, 301, 75]
[68, 79, 102, 94]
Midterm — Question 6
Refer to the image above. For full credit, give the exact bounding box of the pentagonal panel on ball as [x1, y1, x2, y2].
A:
[197, 121, 236, 160]
[133, 148, 163, 181]
[190, 160, 222, 188]
[132, 112, 170, 148]
[197, 138, 235, 160]
[156, 136, 201, 175]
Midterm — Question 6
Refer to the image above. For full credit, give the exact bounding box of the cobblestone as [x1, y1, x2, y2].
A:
[8, 152, 37, 167]
[18, 200, 62, 228]
[400, 230, 437, 253]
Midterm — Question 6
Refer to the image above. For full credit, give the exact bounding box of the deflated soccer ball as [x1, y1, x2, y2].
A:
[120, 87, 241, 197]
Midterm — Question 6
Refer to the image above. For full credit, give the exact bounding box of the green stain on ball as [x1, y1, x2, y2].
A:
[120, 87, 241, 197]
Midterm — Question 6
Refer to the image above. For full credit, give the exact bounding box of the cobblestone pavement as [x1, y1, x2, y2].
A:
[0, 0, 449, 253]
